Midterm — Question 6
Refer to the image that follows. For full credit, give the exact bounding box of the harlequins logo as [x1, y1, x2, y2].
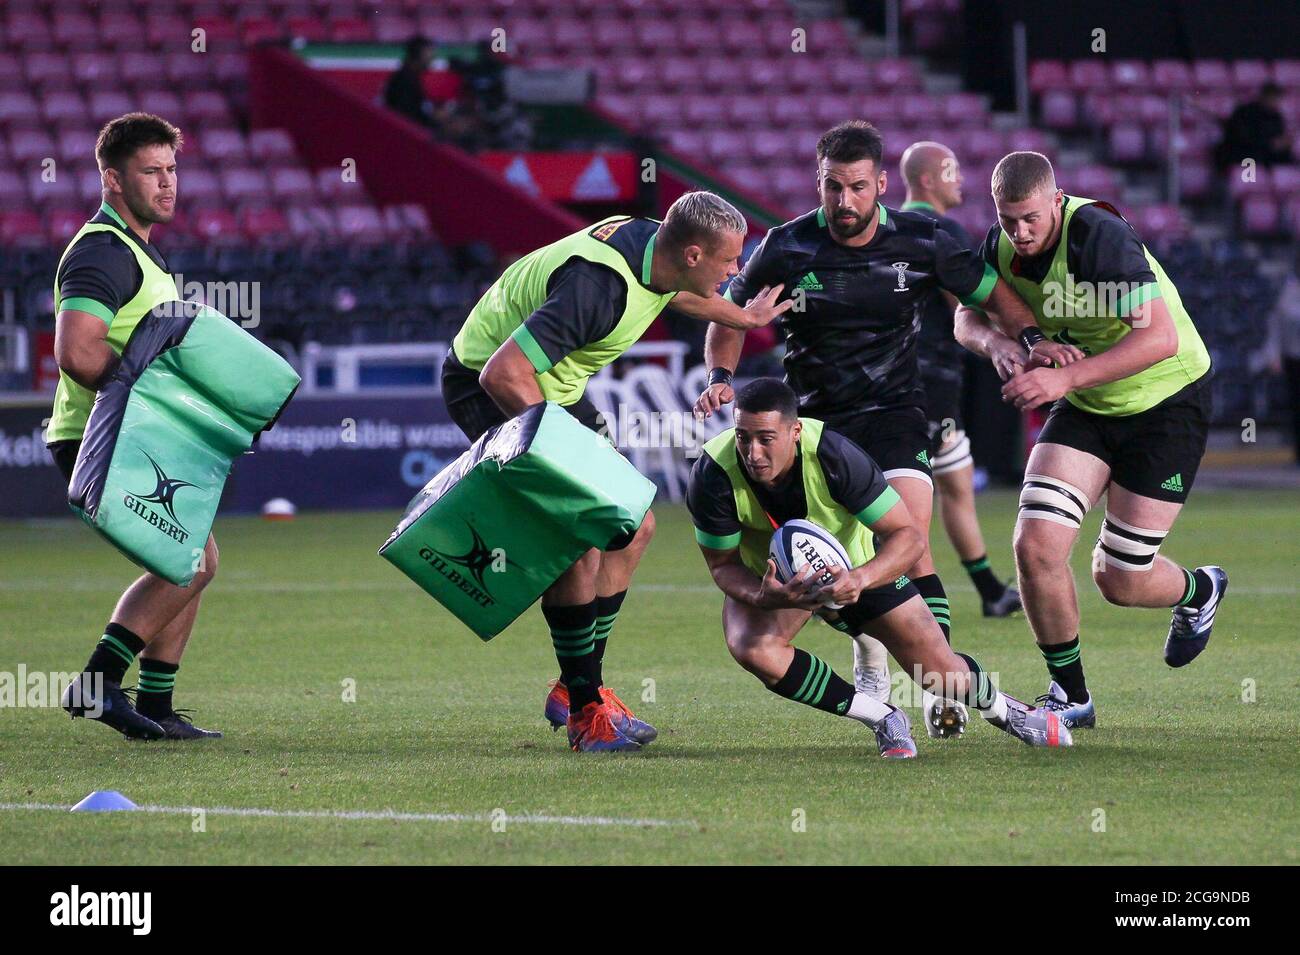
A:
[122, 451, 195, 544]
[1161, 473, 1184, 493]
[891, 262, 910, 292]
[418, 523, 509, 609]
[796, 272, 823, 290]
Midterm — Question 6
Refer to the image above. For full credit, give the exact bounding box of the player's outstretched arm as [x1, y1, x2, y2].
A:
[672, 284, 791, 330]
[480, 337, 546, 417]
[954, 305, 1029, 381]
[699, 546, 824, 610]
[981, 278, 1085, 369]
[1001, 297, 1180, 410]
[54, 309, 119, 390]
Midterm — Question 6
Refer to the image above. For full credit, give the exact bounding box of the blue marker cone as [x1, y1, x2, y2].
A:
[71, 790, 138, 812]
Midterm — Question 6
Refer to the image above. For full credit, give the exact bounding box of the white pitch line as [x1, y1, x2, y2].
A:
[0, 802, 696, 830]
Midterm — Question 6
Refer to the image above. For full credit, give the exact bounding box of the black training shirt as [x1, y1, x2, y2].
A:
[57, 204, 169, 319]
[687, 426, 897, 546]
[519, 217, 659, 368]
[725, 204, 997, 420]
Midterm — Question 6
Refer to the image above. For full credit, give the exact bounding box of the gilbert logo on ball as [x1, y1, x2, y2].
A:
[769, 518, 852, 609]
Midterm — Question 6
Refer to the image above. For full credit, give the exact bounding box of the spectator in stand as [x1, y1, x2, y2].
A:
[384, 36, 439, 130]
[1265, 248, 1300, 464]
[1216, 83, 1294, 170]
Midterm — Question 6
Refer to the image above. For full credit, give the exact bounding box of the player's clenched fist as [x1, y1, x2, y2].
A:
[1001, 365, 1071, 410]
[694, 381, 734, 417]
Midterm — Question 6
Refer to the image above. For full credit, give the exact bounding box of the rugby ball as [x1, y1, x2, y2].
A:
[769, 519, 852, 609]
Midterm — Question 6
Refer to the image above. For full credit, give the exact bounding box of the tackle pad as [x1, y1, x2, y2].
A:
[379, 401, 656, 641]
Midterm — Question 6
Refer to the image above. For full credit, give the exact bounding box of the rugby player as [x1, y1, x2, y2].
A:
[899, 140, 1021, 617]
[443, 191, 790, 751]
[686, 122, 1064, 734]
[51, 114, 220, 740]
[955, 151, 1226, 729]
[686, 378, 1071, 757]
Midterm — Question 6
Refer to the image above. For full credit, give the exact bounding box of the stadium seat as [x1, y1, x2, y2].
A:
[240, 206, 292, 244]
[46, 207, 85, 244]
[41, 92, 88, 125]
[249, 128, 297, 162]
[220, 167, 270, 205]
[0, 171, 30, 211]
[0, 210, 43, 245]
[191, 207, 242, 243]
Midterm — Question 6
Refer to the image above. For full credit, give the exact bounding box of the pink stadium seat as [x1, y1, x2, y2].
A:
[1029, 61, 1068, 94]
[315, 167, 368, 201]
[373, 15, 417, 44]
[177, 169, 220, 204]
[1271, 166, 1300, 197]
[146, 16, 195, 49]
[1229, 166, 1270, 200]
[725, 164, 767, 196]
[5, 14, 53, 51]
[240, 206, 291, 243]
[76, 168, 104, 203]
[1005, 128, 1053, 156]
[41, 93, 88, 125]
[191, 207, 241, 243]
[744, 60, 783, 89]
[1232, 60, 1272, 91]
[660, 57, 698, 93]
[792, 127, 820, 158]
[1067, 60, 1109, 92]
[942, 93, 986, 126]
[1108, 123, 1146, 163]
[0, 53, 22, 86]
[1239, 194, 1281, 236]
[328, 18, 374, 43]
[962, 129, 1003, 162]
[1179, 161, 1213, 200]
[24, 51, 68, 86]
[787, 56, 827, 92]
[119, 52, 158, 87]
[167, 53, 216, 90]
[677, 19, 719, 55]
[9, 128, 54, 165]
[873, 58, 920, 89]
[212, 53, 247, 87]
[220, 168, 269, 204]
[1111, 60, 1151, 89]
[705, 131, 748, 164]
[240, 18, 285, 46]
[98, 13, 145, 50]
[720, 20, 764, 56]
[1274, 61, 1300, 87]
[640, 95, 679, 129]
[0, 171, 30, 211]
[509, 19, 554, 55]
[288, 205, 338, 239]
[87, 91, 134, 125]
[47, 207, 86, 244]
[550, 19, 589, 53]
[134, 90, 185, 125]
[701, 58, 744, 93]
[57, 129, 98, 164]
[383, 203, 432, 238]
[192, 16, 240, 47]
[269, 166, 316, 202]
[1070, 164, 1118, 197]
[681, 99, 720, 127]
[1192, 60, 1232, 89]
[1285, 195, 1300, 235]
[72, 52, 120, 86]
[828, 57, 873, 93]
[53, 13, 99, 51]
[184, 91, 234, 124]
[249, 128, 297, 162]
[900, 94, 942, 125]
[28, 170, 78, 206]
[745, 128, 782, 165]
[0, 210, 44, 245]
[594, 94, 634, 122]
[285, 17, 328, 42]
[762, 21, 799, 55]
[336, 205, 386, 241]
[197, 128, 246, 162]
[728, 97, 770, 128]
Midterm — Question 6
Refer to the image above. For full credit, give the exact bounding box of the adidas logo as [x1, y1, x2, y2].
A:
[836, 699, 849, 714]
[1161, 473, 1184, 493]
[895, 575, 910, 589]
[796, 272, 823, 290]
[916, 450, 930, 466]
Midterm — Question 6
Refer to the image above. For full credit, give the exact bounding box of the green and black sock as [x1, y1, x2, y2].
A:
[1041, 636, 1088, 702]
[1174, 568, 1213, 609]
[593, 590, 626, 668]
[136, 658, 178, 719]
[912, 574, 951, 642]
[962, 554, 1006, 604]
[85, 622, 145, 685]
[954, 652, 998, 709]
[544, 600, 602, 711]
[769, 649, 856, 716]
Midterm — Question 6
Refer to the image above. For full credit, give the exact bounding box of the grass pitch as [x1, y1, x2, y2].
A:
[1, 490, 1297, 865]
